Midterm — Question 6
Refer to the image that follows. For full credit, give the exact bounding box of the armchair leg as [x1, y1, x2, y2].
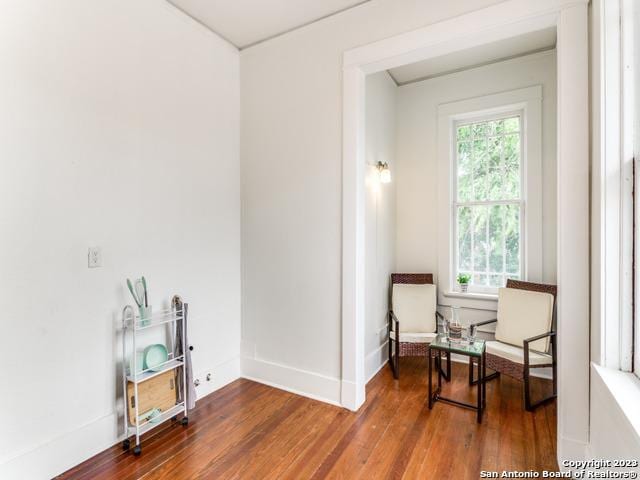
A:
[388, 331, 395, 378]
[395, 335, 400, 378]
[523, 365, 557, 411]
[389, 341, 399, 379]
[523, 366, 532, 411]
[388, 317, 399, 379]
[393, 353, 399, 379]
[552, 335, 557, 397]
[523, 334, 557, 411]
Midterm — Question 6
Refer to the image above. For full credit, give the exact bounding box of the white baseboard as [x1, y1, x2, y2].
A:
[366, 341, 389, 383]
[340, 379, 366, 411]
[0, 412, 119, 480]
[557, 435, 588, 472]
[0, 355, 241, 480]
[241, 355, 342, 407]
[193, 355, 241, 400]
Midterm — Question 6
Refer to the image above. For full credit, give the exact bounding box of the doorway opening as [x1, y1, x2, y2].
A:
[341, 1, 589, 464]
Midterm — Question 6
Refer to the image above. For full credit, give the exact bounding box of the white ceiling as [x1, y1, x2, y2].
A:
[167, 0, 370, 49]
[388, 27, 557, 85]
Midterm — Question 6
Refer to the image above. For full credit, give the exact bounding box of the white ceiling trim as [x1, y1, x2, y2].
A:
[386, 26, 556, 85]
[389, 46, 557, 86]
[239, 0, 372, 50]
[167, 1, 238, 48]
[166, 0, 373, 50]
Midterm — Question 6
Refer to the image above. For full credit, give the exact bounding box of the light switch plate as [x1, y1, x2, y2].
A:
[88, 247, 102, 268]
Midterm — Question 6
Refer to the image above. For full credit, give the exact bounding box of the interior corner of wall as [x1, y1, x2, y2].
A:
[557, 435, 589, 471]
[240, 339, 256, 359]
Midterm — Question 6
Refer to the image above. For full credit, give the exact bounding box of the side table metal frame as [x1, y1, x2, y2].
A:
[428, 343, 486, 423]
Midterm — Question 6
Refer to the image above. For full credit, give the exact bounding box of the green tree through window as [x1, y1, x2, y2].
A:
[455, 115, 522, 291]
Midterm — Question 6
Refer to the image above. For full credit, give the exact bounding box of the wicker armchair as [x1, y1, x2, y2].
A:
[388, 273, 450, 380]
[469, 279, 557, 411]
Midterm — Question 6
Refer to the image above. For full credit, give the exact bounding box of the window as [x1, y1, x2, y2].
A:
[454, 114, 523, 293]
[598, 0, 639, 373]
[437, 85, 542, 299]
[626, 0, 640, 375]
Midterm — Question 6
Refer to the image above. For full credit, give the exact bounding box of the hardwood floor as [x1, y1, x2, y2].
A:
[57, 358, 557, 479]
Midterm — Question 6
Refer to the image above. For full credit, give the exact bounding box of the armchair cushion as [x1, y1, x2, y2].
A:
[390, 331, 437, 343]
[486, 340, 552, 366]
[392, 284, 437, 334]
[495, 287, 554, 351]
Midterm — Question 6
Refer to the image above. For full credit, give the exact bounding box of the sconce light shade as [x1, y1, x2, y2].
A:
[377, 161, 391, 184]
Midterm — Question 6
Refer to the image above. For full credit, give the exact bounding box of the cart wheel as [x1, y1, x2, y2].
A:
[171, 415, 178, 422]
[133, 445, 142, 456]
[181, 416, 189, 426]
[122, 439, 130, 451]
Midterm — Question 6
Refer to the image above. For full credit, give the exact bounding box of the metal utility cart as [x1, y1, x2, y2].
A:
[121, 297, 189, 456]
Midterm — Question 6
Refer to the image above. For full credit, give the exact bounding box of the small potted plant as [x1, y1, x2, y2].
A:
[457, 273, 471, 293]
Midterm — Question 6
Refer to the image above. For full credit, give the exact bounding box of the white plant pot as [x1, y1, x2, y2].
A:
[459, 283, 469, 293]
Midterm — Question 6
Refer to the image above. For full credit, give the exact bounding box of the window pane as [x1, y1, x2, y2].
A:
[457, 141, 472, 202]
[472, 205, 487, 272]
[488, 204, 504, 273]
[504, 117, 519, 132]
[472, 139, 488, 200]
[457, 116, 521, 203]
[503, 133, 520, 199]
[488, 119, 504, 135]
[472, 122, 488, 137]
[455, 203, 521, 288]
[505, 204, 520, 274]
[457, 124, 471, 141]
[487, 137, 503, 200]
[457, 206, 472, 270]
[489, 274, 504, 287]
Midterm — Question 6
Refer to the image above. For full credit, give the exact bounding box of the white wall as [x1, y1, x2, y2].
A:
[0, 2, 241, 478]
[364, 72, 397, 381]
[395, 50, 557, 321]
[240, 0, 504, 405]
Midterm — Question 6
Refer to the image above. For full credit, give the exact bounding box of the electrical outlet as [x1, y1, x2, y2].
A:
[88, 247, 102, 268]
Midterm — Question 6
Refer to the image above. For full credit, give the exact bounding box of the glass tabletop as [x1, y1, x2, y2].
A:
[430, 334, 485, 357]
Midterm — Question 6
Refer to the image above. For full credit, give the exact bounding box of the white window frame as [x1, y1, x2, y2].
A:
[626, 0, 640, 375]
[452, 110, 525, 294]
[437, 86, 543, 298]
[596, 0, 637, 373]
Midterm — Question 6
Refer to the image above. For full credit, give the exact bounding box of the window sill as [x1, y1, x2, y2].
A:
[592, 363, 640, 442]
[443, 291, 498, 302]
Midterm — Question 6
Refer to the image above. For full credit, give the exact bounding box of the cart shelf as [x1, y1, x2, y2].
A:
[124, 308, 184, 331]
[127, 357, 184, 384]
[127, 402, 186, 437]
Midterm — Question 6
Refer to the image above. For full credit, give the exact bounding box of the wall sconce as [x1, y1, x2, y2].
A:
[377, 161, 391, 184]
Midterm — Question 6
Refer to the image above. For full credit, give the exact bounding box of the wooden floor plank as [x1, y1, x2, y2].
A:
[57, 359, 558, 480]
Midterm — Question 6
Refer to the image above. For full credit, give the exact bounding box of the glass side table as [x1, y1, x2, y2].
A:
[427, 334, 487, 423]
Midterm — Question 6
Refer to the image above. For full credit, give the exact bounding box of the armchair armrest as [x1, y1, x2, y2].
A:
[435, 310, 444, 321]
[523, 331, 555, 343]
[523, 331, 556, 356]
[388, 310, 399, 331]
[471, 318, 497, 327]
